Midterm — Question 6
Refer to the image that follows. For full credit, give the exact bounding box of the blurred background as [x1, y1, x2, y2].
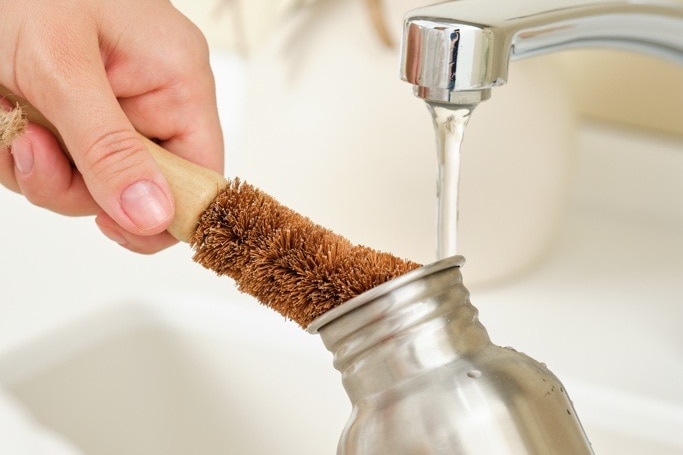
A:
[0, 0, 681, 453]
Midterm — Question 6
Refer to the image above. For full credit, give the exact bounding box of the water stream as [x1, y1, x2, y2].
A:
[427, 103, 474, 260]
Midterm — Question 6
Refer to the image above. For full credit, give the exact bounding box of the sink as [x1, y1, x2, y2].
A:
[0, 294, 349, 455]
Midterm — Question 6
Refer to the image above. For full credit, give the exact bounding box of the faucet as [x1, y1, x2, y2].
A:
[400, 0, 683, 106]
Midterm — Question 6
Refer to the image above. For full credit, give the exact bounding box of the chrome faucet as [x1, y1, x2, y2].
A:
[400, 0, 683, 105]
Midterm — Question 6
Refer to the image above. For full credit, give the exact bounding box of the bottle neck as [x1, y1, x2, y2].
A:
[317, 258, 492, 402]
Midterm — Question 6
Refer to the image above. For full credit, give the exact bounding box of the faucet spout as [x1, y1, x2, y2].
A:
[400, 0, 683, 104]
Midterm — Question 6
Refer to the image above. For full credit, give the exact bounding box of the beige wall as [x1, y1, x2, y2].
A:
[555, 50, 683, 137]
[555, 0, 683, 137]
[173, 0, 683, 137]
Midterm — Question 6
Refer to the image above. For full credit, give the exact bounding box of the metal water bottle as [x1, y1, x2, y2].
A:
[308, 256, 593, 454]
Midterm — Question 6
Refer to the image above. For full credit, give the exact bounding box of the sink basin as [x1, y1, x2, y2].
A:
[0, 294, 349, 455]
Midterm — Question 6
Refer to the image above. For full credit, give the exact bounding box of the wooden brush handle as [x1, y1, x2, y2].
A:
[139, 139, 227, 243]
[0, 85, 227, 243]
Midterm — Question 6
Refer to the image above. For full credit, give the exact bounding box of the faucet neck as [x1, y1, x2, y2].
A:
[400, 0, 683, 104]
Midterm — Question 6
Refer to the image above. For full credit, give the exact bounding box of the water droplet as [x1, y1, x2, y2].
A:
[467, 370, 482, 379]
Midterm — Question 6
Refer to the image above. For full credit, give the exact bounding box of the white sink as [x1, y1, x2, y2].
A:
[0, 294, 349, 455]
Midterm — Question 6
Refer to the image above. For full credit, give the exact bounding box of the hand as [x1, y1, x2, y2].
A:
[0, 0, 224, 253]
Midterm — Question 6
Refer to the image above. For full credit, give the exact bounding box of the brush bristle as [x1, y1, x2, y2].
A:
[191, 179, 422, 328]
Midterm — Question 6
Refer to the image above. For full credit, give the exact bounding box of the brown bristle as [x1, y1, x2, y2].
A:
[191, 179, 422, 327]
[0, 99, 421, 327]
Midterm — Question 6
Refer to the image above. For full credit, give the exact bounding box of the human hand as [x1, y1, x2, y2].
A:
[0, 0, 223, 253]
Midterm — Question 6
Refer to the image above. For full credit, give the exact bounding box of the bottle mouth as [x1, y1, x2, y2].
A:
[306, 255, 466, 334]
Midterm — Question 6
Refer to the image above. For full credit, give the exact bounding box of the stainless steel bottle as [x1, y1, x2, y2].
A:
[308, 256, 593, 454]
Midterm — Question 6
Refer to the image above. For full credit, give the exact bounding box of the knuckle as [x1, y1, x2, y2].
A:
[79, 129, 146, 183]
[164, 19, 210, 74]
[178, 17, 210, 57]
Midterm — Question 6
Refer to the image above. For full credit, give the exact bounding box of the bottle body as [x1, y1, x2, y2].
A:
[310, 258, 593, 455]
[339, 345, 590, 454]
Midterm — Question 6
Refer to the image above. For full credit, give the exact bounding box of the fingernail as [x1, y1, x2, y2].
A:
[11, 138, 34, 174]
[120, 180, 173, 232]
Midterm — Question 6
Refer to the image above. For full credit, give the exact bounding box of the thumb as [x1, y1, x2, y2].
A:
[39, 75, 175, 237]
[70, 118, 175, 236]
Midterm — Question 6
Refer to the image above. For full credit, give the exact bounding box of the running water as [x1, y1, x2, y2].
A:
[427, 103, 473, 260]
